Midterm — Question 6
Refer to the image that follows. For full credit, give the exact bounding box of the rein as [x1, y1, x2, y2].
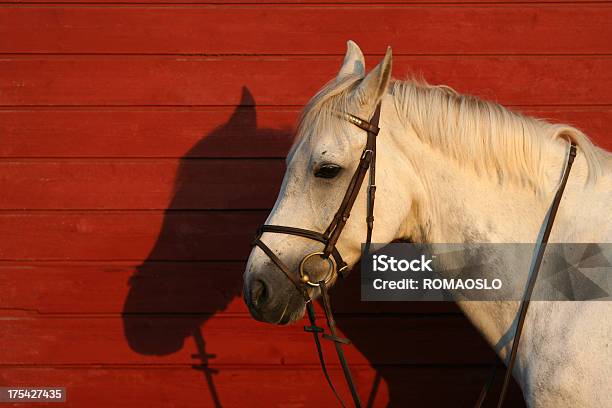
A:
[251, 99, 578, 407]
[476, 141, 577, 408]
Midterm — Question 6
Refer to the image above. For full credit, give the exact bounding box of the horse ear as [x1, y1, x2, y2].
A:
[337, 40, 365, 79]
[355, 47, 392, 109]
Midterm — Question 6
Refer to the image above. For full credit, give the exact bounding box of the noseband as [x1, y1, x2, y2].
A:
[250, 99, 578, 408]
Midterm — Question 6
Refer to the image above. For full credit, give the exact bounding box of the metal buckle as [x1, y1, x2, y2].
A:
[299, 251, 336, 287]
[361, 149, 373, 160]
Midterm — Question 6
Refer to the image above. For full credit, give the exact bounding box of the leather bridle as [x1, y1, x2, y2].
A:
[252, 101, 381, 297]
[252, 101, 381, 408]
[251, 98, 578, 408]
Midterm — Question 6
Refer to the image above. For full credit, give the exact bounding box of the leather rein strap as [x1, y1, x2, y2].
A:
[252, 101, 382, 408]
[476, 141, 577, 408]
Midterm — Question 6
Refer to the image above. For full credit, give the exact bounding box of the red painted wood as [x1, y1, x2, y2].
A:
[1, 106, 610, 158]
[2, 5, 611, 54]
[0, 211, 265, 260]
[522, 107, 612, 151]
[1, 0, 599, 3]
[1, 4, 603, 407]
[0, 315, 495, 365]
[2, 56, 611, 106]
[0, 366, 525, 408]
[0, 159, 284, 210]
[0, 107, 297, 158]
[0, 262, 459, 315]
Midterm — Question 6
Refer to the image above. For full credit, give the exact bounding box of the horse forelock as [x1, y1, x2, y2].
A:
[286, 75, 362, 165]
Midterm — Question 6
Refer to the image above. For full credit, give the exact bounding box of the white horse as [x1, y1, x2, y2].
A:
[243, 41, 611, 407]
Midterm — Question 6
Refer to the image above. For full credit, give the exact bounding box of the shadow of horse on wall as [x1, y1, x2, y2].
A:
[122, 87, 524, 408]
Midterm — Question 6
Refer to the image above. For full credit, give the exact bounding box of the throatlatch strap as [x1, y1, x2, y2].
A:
[475, 142, 577, 408]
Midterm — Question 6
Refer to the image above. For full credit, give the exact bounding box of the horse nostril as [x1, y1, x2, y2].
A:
[250, 279, 269, 308]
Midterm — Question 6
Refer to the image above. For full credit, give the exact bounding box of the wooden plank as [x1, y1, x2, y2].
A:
[0, 159, 284, 210]
[1, 56, 611, 106]
[0, 0, 600, 3]
[1, 5, 611, 55]
[1, 106, 610, 158]
[0, 107, 297, 158]
[522, 106, 612, 151]
[0, 211, 265, 261]
[0, 366, 526, 408]
[0, 315, 495, 365]
[0, 261, 460, 315]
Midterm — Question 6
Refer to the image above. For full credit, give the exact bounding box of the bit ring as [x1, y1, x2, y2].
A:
[299, 251, 336, 287]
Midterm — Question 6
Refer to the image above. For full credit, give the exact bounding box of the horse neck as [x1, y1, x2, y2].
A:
[386, 107, 584, 363]
[384, 107, 574, 244]
[402, 144, 552, 244]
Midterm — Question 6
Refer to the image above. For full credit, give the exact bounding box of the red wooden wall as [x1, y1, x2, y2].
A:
[1, 2, 611, 407]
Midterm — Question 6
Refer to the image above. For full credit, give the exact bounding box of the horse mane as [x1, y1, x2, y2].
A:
[392, 79, 603, 191]
[290, 75, 603, 192]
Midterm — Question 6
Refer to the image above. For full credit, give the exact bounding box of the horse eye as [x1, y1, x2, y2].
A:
[315, 164, 342, 179]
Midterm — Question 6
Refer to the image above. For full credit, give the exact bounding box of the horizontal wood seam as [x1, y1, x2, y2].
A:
[2, 53, 612, 57]
[1, 2, 611, 6]
[0, 363, 499, 369]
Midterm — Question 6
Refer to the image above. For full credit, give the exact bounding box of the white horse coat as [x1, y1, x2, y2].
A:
[243, 41, 612, 407]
